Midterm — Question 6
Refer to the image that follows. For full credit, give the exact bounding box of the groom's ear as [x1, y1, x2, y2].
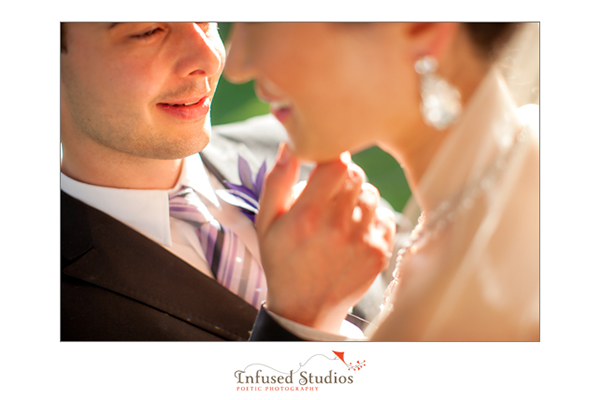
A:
[400, 22, 460, 61]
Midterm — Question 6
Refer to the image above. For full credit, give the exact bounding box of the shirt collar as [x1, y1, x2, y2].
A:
[60, 153, 220, 248]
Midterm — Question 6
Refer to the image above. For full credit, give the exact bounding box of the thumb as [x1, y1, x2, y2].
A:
[256, 142, 300, 235]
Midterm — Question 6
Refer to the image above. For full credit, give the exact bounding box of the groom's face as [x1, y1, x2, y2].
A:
[61, 23, 225, 160]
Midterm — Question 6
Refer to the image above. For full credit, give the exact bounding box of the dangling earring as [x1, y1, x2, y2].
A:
[414, 55, 462, 130]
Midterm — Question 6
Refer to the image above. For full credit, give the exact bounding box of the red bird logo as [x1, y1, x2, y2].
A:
[332, 351, 366, 371]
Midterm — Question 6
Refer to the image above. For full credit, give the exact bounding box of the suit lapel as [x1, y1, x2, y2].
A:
[201, 129, 266, 184]
[62, 192, 257, 341]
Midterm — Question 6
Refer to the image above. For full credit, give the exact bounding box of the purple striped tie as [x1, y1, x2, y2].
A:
[169, 186, 267, 308]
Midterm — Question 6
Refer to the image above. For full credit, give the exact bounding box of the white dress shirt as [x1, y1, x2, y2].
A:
[267, 308, 365, 340]
[61, 151, 361, 338]
[60, 153, 261, 280]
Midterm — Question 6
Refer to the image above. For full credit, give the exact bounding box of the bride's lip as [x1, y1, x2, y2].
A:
[255, 83, 293, 123]
[157, 96, 211, 120]
[270, 104, 292, 124]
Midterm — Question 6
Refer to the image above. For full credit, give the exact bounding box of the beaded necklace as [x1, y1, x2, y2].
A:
[382, 127, 529, 308]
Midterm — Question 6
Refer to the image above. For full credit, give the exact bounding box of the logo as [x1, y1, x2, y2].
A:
[234, 351, 367, 392]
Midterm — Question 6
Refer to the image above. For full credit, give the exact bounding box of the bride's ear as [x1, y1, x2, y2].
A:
[401, 23, 460, 61]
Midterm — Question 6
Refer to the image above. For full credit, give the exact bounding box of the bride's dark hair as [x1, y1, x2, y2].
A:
[463, 23, 519, 59]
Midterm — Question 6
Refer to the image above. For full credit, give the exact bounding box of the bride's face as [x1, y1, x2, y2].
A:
[225, 23, 420, 162]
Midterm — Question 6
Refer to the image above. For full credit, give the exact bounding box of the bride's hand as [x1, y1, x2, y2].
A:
[256, 142, 395, 334]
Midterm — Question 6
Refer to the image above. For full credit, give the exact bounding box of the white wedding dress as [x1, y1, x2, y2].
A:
[369, 25, 540, 340]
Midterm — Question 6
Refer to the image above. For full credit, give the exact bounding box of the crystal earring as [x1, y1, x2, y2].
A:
[414, 55, 462, 130]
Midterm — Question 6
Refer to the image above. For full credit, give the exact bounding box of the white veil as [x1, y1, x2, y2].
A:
[369, 23, 540, 341]
[499, 23, 540, 108]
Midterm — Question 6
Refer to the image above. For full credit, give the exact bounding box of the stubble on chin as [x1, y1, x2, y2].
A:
[120, 125, 212, 161]
[80, 108, 212, 161]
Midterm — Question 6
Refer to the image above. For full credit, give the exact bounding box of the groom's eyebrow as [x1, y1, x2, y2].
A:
[108, 23, 123, 29]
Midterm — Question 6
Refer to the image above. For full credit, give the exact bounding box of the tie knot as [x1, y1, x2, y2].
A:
[169, 186, 213, 225]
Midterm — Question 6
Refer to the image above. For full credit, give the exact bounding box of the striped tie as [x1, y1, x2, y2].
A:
[169, 186, 267, 308]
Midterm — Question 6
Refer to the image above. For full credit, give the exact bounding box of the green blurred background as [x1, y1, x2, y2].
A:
[211, 23, 411, 213]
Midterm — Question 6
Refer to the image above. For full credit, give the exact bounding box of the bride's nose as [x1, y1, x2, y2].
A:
[224, 23, 255, 84]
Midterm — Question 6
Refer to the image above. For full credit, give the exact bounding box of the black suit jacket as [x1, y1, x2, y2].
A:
[61, 115, 290, 341]
[61, 191, 259, 341]
[61, 115, 387, 341]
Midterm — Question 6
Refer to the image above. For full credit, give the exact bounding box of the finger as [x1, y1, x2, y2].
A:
[329, 163, 366, 229]
[352, 183, 381, 229]
[291, 152, 353, 213]
[291, 180, 307, 201]
[371, 207, 396, 272]
[375, 207, 397, 253]
[256, 142, 300, 235]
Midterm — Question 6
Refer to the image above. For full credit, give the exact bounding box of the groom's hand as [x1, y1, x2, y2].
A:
[256, 142, 395, 334]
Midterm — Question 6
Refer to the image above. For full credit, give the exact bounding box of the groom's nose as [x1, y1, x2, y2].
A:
[172, 23, 224, 80]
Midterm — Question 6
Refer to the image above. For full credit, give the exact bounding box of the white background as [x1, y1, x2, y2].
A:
[2, 1, 598, 399]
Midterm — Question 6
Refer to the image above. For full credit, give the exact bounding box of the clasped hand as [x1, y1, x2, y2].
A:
[256, 143, 396, 334]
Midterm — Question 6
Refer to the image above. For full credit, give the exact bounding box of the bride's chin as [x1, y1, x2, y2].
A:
[285, 142, 318, 163]
[286, 142, 316, 163]
[294, 147, 347, 164]
[284, 126, 349, 163]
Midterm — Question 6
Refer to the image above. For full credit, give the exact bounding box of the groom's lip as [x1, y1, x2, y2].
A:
[157, 96, 211, 120]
